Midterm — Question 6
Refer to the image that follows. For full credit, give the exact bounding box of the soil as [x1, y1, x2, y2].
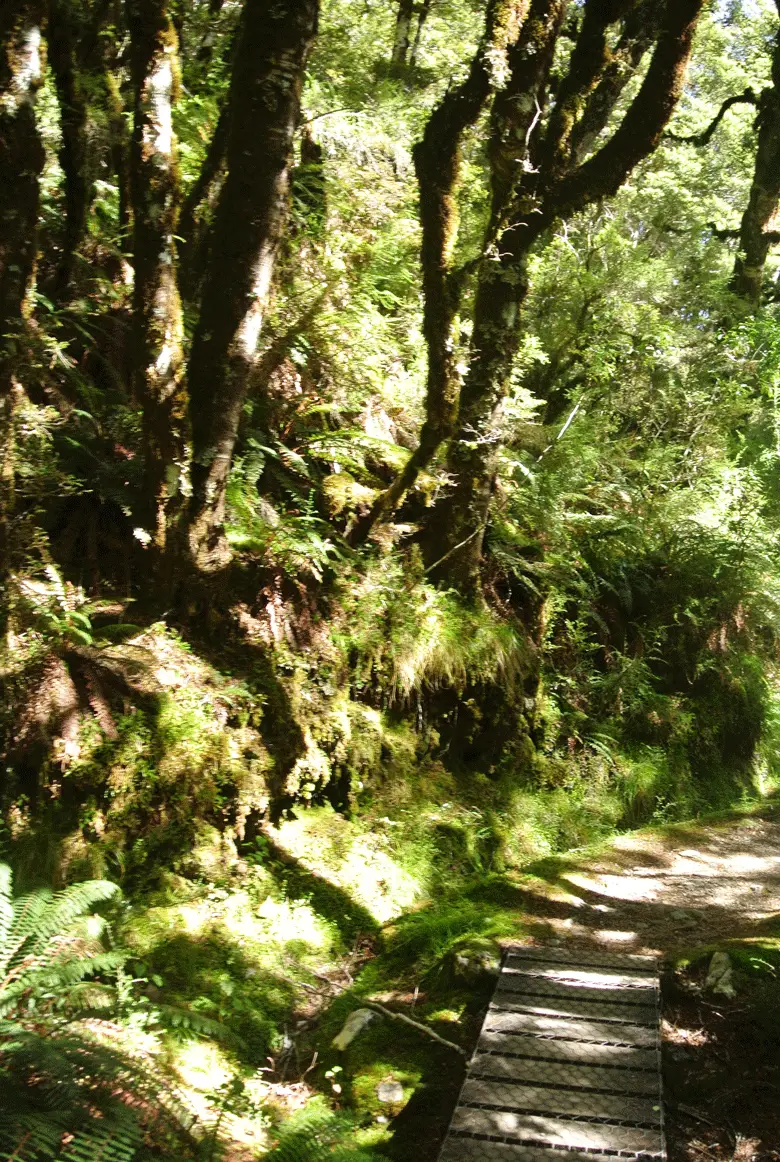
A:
[484, 805, 780, 1161]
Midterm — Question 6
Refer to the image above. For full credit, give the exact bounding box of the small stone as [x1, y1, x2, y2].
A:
[670, 908, 698, 925]
[331, 1008, 377, 1051]
[377, 1080, 404, 1104]
[705, 951, 736, 999]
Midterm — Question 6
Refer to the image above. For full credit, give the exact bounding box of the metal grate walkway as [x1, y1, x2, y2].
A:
[439, 945, 664, 1161]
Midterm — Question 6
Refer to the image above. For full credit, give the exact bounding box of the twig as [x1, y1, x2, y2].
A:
[423, 525, 485, 577]
[665, 89, 758, 146]
[309, 973, 468, 1057]
[677, 1103, 718, 1127]
[360, 998, 468, 1057]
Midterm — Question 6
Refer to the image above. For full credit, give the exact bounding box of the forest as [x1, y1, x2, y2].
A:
[2, 0, 780, 1157]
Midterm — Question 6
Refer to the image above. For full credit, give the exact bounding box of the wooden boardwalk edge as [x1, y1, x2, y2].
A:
[438, 946, 665, 1162]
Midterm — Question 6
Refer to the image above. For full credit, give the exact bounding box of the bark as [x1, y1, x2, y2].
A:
[349, 0, 529, 546]
[128, 0, 187, 560]
[570, 0, 663, 163]
[47, 0, 89, 298]
[428, 0, 705, 592]
[0, 0, 46, 615]
[391, 0, 415, 67]
[187, 0, 319, 571]
[487, 0, 570, 235]
[730, 25, 780, 306]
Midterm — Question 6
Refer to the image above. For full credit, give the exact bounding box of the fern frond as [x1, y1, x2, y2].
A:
[57, 1121, 140, 1162]
[3, 881, 119, 976]
[0, 1109, 66, 1162]
[261, 1107, 389, 1161]
[0, 892, 51, 977]
[152, 1003, 238, 1045]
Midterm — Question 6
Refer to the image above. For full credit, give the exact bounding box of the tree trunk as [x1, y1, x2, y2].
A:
[427, 0, 705, 593]
[47, 0, 89, 299]
[187, 0, 319, 571]
[176, 102, 229, 298]
[104, 68, 132, 247]
[409, 0, 432, 67]
[0, 0, 46, 619]
[391, 0, 415, 67]
[348, 0, 529, 546]
[730, 24, 780, 307]
[127, 0, 187, 563]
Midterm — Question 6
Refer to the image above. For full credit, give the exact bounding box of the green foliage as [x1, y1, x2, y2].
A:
[336, 552, 528, 700]
[261, 1099, 388, 1161]
[0, 865, 197, 1162]
[12, 565, 94, 648]
[7, 2, 780, 1156]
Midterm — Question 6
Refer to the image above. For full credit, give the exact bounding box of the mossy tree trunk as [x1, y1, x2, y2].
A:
[730, 16, 780, 307]
[0, 1, 46, 619]
[127, 0, 187, 564]
[355, 0, 666, 549]
[409, 0, 432, 67]
[104, 67, 132, 247]
[349, 0, 530, 545]
[186, 0, 319, 572]
[425, 0, 705, 593]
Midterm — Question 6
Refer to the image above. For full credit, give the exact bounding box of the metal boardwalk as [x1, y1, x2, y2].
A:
[439, 945, 664, 1162]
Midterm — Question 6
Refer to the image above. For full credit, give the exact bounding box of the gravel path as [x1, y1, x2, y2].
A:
[517, 810, 780, 958]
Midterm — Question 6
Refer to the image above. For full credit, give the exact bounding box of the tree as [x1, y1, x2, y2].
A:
[419, 0, 706, 592]
[730, 7, 780, 305]
[390, 0, 416, 67]
[667, 3, 780, 307]
[46, 0, 89, 299]
[350, 0, 532, 545]
[0, 0, 46, 618]
[186, 0, 319, 570]
[127, 0, 188, 565]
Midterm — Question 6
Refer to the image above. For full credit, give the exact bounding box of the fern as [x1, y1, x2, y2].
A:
[0, 878, 119, 980]
[0, 866, 200, 1162]
[261, 1105, 389, 1161]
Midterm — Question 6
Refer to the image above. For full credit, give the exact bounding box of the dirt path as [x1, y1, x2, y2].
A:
[516, 809, 780, 958]
[508, 806, 780, 1162]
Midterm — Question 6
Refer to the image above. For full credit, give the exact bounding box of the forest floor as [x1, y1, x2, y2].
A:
[499, 804, 780, 1162]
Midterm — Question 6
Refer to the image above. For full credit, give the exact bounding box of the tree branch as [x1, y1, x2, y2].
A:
[570, 0, 664, 164]
[550, 0, 706, 221]
[665, 88, 758, 146]
[348, 0, 530, 546]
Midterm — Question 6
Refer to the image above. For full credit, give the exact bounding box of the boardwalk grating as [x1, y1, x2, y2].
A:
[438, 947, 665, 1162]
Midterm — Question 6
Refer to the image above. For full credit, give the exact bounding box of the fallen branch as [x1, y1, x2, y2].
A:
[309, 972, 468, 1057]
[361, 998, 468, 1058]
